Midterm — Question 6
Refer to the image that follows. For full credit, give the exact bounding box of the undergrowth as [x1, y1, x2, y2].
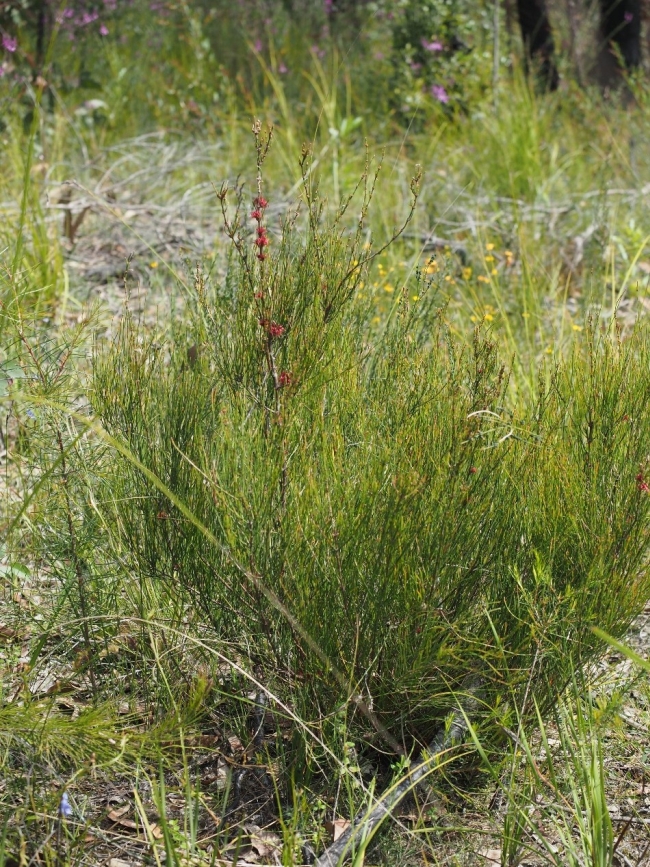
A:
[3, 3, 650, 866]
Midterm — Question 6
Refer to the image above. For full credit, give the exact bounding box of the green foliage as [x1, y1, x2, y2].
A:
[3, 4, 650, 864]
[474, 687, 616, 867]
[91, 142, 650, 758]
[389, 0, 494, 116]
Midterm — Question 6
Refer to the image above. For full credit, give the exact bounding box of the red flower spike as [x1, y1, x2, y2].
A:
[251, 209, 262, 220]
[257, 253, 267, 261]
[255, 236, 269, 248]
[278, 370, 293, 388]
[253, 196, 268, 209]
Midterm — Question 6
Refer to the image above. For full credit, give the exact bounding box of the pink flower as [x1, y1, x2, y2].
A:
[254, 39, 263, 53]
[253, 195, 268, 209]
[624, 11, 634, 23]
[2, 34, 17, 53]
[278, 62, 288, 74]
[99, 24, 109, 36]
[421, 38, 443, 52]
[431, 84, 449, 103]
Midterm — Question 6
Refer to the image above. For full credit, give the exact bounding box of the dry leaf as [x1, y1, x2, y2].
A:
[228, 735, 244, 752]
[107, 807, 163, 841]
[108, 804, 130, 821]
[478, 847, 501, 863]
[324, 819, 351, 842]
[249, 829, 282, 859]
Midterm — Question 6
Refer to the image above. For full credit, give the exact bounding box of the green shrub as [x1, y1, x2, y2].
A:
[389, 0, 493, 117]
[92, 138, 650, 756]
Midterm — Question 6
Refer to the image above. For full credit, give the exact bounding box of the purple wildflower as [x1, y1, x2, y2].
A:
[2, 34, 17, 53]
[99, 24, 109, 36]
[59, 792, 73, 819]
[624, 11, 633, 23]
[421, 38, 443, 52]
[254, 39, 263, 52]
[431, 84, 449, 103]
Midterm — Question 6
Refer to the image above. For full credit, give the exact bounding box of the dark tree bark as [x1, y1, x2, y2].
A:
[598, 0, 641, 68]
[516, 0, 559, 90]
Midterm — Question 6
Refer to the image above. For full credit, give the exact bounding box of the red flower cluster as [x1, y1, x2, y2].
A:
[278, 370, 293, 388]
[637, 472, 649, 494]
[251, 195, 269, 260]
[259, 318, 285, 338]
[255, 225, 269, 250]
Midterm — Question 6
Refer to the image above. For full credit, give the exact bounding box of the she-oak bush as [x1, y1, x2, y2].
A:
[93, 131, 650, 753]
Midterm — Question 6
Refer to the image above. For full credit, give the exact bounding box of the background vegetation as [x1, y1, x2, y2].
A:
[3, 2, 650, 865]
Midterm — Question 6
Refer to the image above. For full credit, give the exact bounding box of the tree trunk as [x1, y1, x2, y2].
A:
[515, 0, 559, 90]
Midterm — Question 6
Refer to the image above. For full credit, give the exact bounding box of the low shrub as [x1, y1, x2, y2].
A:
[92, 134, 650, 757]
